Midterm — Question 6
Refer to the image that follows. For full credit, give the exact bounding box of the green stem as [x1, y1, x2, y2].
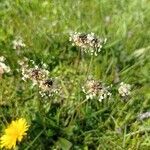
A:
[86, 55, 94, 78]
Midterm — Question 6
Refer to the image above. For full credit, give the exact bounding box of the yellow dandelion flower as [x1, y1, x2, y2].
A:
[0, 118, 29, 149]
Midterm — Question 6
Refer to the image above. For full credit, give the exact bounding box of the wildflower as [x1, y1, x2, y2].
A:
[18, 58, 60, 97]
[0, 56, 10, 76]
[28, 68, 49, 84]
[118, 82, 131, 97]
[0, 62, 11, 73]
[12, 38, 26, 50]
[69, 32, 107, 56]
[39, 78, 60, 97]
[19, 59, 49, 84]
[82, 78, 111, 102]
[0, 118, 29, 149]
[138, 112, 150, 120]
[18, 57, 29, 66]
[0, 56, 6, 62]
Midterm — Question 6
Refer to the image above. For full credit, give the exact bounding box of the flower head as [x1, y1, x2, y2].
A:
[18, 58, 49, 84]
[0, 118, 29, 149]
[12, 38, 26, 50]
[18, 58, 60, 98]
[0, 62, 11, 73]
[69, 32, 107, 56]
[118, 82, 131, 97]
[82, 78, 111, 102]
[0, 56, 6, 62]
[39, 78, 60, 97]
[0, 56, 10, 76]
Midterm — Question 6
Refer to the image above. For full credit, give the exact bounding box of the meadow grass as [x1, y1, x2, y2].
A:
[0, 0, 150, 149]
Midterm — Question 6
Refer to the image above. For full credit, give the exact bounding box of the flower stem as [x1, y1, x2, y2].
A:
[86, 55, 94, 78]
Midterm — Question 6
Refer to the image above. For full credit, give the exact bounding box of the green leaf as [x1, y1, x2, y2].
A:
[63, 125, 75, 136]
[56, 137, 72, 150]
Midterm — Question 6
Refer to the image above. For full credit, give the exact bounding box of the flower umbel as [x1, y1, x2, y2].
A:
[39, 78, 60, 97]
[82, 78, 111, 102]
[18, 58, 49, 84]
[18, 58, 60, 97]
[0, 118, 29, 149]
[0, 56, 11, 76]
[69, 32, 107, 56]
[118, 82, 131, 97]
[12, 37, 26, 50]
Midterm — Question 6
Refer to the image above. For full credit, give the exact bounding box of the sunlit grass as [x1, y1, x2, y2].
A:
[0, 0, 150, 149]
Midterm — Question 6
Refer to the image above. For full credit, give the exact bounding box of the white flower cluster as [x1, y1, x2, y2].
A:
[19, 58, 49, 84]
[69, 32, 107, 56]
[39, 79, 59, 97]
[82, 78, 111, 102]
[18, 58, 59, 97]
[0, 56, 11, 75]
[118, 82, 131, 97]
[12, 38, 26, 50]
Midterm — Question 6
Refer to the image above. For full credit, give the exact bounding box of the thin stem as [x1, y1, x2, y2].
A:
[86, 55, 94, 78]
[74, 98, 89, 110]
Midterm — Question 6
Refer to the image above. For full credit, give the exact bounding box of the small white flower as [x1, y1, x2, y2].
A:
[38, 79, 60, 97]
[12, 38, 26, 50]
[0, 56, 6, 62]
[69, 32, 107, 56]
[42, 63, 47, 68]
[18, 58, 60, 98]
[118, 82, 131, 97]
[0, 62, 10, 73]
[18, 59, 49, 83]
[82, 78, 111, 102]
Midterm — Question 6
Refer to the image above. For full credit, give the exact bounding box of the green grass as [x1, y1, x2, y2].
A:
[0, 0, 150, 149]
